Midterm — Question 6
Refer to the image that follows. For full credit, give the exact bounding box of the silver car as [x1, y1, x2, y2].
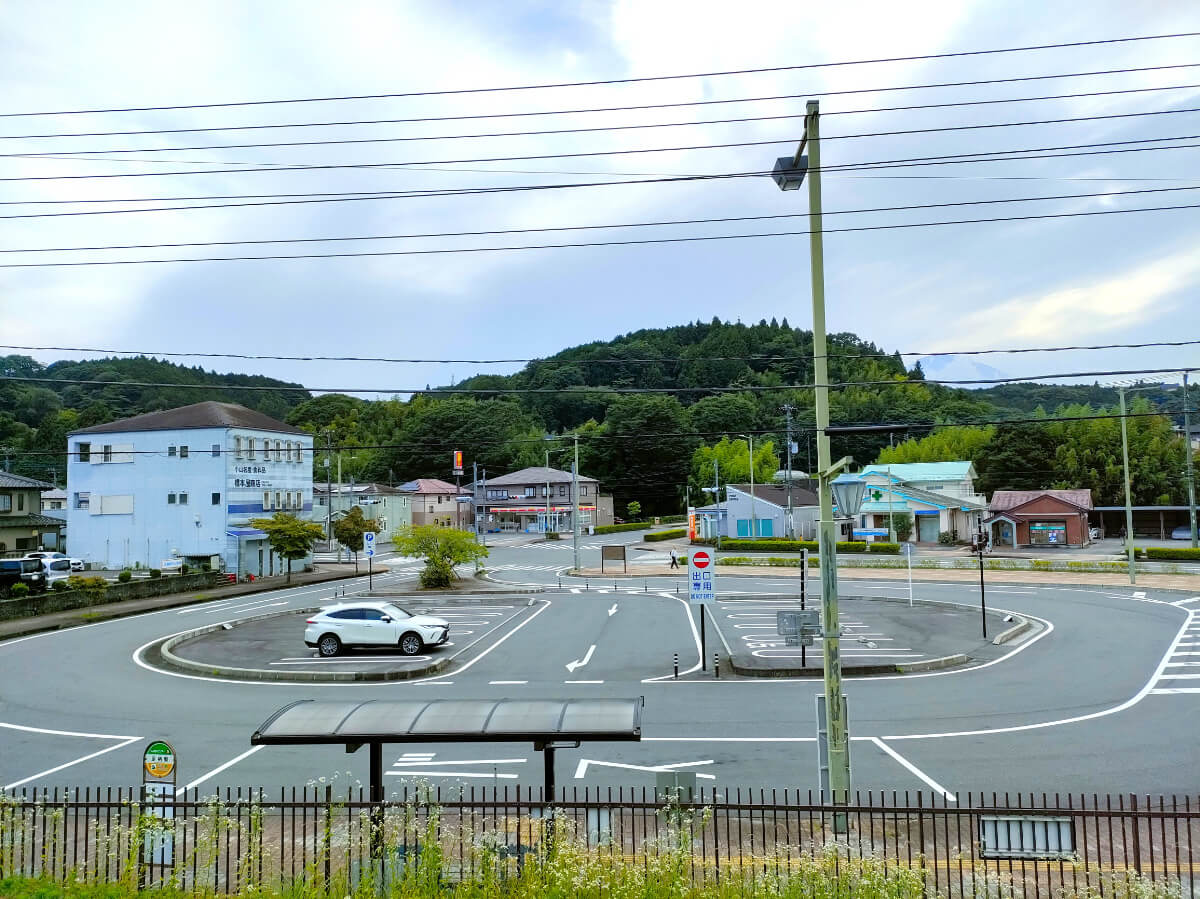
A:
[24, 551, 83, 572]
[304, 601, 450, 658]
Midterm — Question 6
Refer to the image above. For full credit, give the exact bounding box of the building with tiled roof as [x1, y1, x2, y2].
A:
[0, 470, 64, 555]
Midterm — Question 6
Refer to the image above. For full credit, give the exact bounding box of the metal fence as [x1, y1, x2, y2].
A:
[0, 786, 1196, 896]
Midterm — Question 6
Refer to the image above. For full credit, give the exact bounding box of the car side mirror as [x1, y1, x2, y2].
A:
[380, 616, 392, 623]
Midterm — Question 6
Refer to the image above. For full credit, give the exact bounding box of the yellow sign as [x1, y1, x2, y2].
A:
[143, 741, 176, 779]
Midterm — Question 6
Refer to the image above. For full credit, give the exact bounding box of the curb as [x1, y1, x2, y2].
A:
[992, 615, 1032, 645]
[158, 606, 449, 682]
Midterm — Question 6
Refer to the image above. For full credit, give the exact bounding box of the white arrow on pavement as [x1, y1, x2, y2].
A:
[574, 758, 716, 779]
[608, 603, 618, 617]
[565, 644, 596, 673]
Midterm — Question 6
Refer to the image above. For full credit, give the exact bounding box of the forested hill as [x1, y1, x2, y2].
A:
[0, 354, 309, 482]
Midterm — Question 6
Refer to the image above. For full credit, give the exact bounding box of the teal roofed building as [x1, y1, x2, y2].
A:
[852, 462, 986, 544]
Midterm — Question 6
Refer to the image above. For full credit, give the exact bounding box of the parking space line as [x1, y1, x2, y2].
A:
[183, 746, 265, 792]
[4, 736, 141, 790]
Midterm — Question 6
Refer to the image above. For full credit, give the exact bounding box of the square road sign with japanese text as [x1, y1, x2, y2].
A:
[688, 548, 717, 605]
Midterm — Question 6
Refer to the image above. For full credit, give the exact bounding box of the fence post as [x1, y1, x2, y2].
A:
[1130, 792, 1142, 875]
[323, 785, 332, 891]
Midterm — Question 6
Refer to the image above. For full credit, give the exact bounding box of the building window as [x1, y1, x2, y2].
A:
[211, 492, 220, 506]
[102, 445, 113, 463]
[167, 493, 176, 505]
[276, 441, 283, 462]
[275, 491, 282, 511]
[178, 492, 188, 506]
[180, 445, 189, 459]
[168, 446, 177, 457]
[559, 485, 566, 497]
[211, 443, 221, 457]
[0, 495, 10, 512]
[74, 492, 89, 510]
[429, 505, 434, 514]
[248, 438, 256, 460]
[234, 436, 244, 459]
[16, 493, 24, 511]
[541, 486, 548, 497]
[263, 491, 271, 511]
[581, 485, 588, 496]
[524, 487, 536, 498]
[76, 442, 90, 463]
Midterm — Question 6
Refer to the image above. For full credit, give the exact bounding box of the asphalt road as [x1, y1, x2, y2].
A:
[1, 531, 1197, 800]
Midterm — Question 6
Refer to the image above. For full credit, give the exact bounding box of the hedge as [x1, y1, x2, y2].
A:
[594, 522, 654, 535]
[1141, 546, 1200, 561]
[867, 542, 901, 554]
[644, 528, 687, 542]
[692, 538, 893, 554]
[659, 514, 686, 524]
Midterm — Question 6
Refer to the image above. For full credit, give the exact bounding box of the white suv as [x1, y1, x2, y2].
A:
[24, 551, 83, 572]
[304, 601, 450, 658]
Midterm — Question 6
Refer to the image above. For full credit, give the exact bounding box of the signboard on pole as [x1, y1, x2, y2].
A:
[452, 450, 464, 476]
[687, 507, 697, 540]
[688, 549, 716, 605]
[363, 530, 376, 558]
[142, 740, 176, 866]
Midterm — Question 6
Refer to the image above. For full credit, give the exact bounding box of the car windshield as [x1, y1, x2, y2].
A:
[48, 560, 71, 571]
[382, 605, 412, 620]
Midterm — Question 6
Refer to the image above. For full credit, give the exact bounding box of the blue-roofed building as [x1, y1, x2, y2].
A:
[854, 462, 986, 543]
[66, 402, 314, 576]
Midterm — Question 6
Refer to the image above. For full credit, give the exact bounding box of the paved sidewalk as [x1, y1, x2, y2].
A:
[572, 562, 1200, 592]
[0, 563, 371, 641]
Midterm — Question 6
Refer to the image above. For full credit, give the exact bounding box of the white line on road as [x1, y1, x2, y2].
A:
[565, 679, 604, 684]
[489, 680, 528, 685]
[1151, 687, 1200, 694]
[566, 644, 596, 673]
[608, 603, 619, 617]
[4, 736, 140, 790]
[574, 758, 716, 779]
[183, 746, 264, 792]
[387, 771, 519, 778]
[391, 758, 526, 768]
[870, 738, 956, 802]
[0, 721, 139, 740]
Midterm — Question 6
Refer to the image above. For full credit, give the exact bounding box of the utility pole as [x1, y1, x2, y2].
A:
[472, 461, 480, 545]
[804, 100, 851, 824]
[324, 431, 333, 544]
[545, 450, 552, 534]
[1184, 371, 1198, 548]
[1119, 387, 1137, 585]
[572, 435, 581, 572]
[715, 458, 723, 551]
[783, 404, 796, 538]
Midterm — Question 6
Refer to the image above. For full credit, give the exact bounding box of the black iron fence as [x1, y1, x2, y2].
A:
[0, 786, 1196, 896]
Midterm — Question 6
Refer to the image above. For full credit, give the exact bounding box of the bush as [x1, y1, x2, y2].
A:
[181, 563, 190, 575]
[419, 559, 455, 588]
[66, 575, 107, 598]
[117, 569, 132, 583]
[644, 528, 687, 542]
[937, 530, 956, 545]
[659, 514, 686, 524]
[51, 580, 70, 592]
[149, 568, 162, 578]
[1143, 546, 1200, 561]
[867, 542, 901, 554]
[594, 522, 653, 534]
[9, 582, 29, 597]
[545, 531, 561, 540]
[697, 538, 875, 554]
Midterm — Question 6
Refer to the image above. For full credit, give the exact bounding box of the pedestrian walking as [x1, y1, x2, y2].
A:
[669, 548, 679, 570]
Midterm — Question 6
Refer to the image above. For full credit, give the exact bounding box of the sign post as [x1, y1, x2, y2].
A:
[141, 740, 177, 870]
[901, 542, 914, 607]
[688, 549, 716, 672]
[363, 530, 376, 591]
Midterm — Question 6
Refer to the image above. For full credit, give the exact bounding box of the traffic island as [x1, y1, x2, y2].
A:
[148, 596, 539, 682]
[704, 594, 1031, 678]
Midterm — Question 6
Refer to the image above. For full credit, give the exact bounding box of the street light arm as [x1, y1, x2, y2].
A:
[820, 455, 856, 481]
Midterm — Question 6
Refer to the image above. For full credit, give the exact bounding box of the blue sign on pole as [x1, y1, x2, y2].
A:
[363, 531, 376, 558]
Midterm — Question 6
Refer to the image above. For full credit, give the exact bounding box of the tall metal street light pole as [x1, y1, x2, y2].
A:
[772, 99, 864, 828]
[572, 433, 581, 572]
[1111, 380, 1161, 585]
[783, 404, 796, 538]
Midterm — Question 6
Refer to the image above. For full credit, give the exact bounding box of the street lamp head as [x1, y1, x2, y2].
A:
[831, 473, 868, 519]
[772, 155, 808, 191]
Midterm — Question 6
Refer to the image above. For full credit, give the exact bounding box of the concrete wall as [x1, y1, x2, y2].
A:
[0, 571, 218, 621]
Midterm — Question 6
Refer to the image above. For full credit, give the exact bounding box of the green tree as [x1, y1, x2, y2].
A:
[877, 426, 996, 465]
[587, 395, 696, 516]
[626, 500, 642, 521]
[332, 506, 381, 572]
[248, 513, 326, 583]
[691, 437, 779, 491]
[392, 525, 489, 588]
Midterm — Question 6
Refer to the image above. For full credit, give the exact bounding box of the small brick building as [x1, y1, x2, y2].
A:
[984, 489, 1093, 548]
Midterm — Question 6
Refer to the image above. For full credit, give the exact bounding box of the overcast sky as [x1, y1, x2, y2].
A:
[1, 0, 1197, 398]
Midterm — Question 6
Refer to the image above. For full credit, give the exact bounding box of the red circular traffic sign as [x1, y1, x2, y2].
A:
[692, 551, 711, 569]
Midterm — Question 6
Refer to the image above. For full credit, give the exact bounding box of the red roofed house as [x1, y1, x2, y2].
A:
[399, 478, 471, 529]
[984, 489, 1094, 548]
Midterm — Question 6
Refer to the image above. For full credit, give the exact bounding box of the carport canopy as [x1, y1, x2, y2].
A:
[252, 697, 643, 802]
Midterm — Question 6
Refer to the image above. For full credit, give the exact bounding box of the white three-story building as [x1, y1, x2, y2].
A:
[66, 402, 314, 576]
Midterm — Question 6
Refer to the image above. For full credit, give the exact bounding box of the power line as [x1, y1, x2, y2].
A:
[4, 128, 1196, 182]
[4, 337, 1198, 368]
[10, 105, 1197, 158]
[0, 365, 1191, 395]
[1, 200, 1194, 268]
[5, 67, 1197, 139]
[7, 185, 1196, 255]
[6, 32, 1196, 118]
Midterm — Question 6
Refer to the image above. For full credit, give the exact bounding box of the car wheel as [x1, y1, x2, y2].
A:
[399, 632, 423, 656]
[317, 634, 342, 657]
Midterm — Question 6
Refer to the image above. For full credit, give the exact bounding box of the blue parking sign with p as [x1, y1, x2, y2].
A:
[363, 531, 376, 557]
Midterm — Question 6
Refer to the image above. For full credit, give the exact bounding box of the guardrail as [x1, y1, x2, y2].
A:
[0, 787, 1195, 896]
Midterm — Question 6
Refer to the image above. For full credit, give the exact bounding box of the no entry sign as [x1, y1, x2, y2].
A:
[688, 549, 716, 604]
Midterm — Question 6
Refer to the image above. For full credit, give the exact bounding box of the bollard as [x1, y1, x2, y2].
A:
[585, 580, 589, 591]
[714, 653, 720, 679]
[673, 653, 679, 680]
[558, 577, 561, 589]
[644, 580, 648, 593]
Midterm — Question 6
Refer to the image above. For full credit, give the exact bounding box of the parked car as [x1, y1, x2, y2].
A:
[1089, 527, 1101, 540]
[1171, 525, 1196, 540]
[23, 551, 83, 572]
[304, 601, 450, 658]
[0, 558, 46, 592]
[39, 558, 73, 584]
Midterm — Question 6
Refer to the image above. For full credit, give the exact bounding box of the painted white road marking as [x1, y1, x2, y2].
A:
[608, 603, 619, 617]
[4, 737, 140, 790]
[870, 738, 956, 802]
[387, 771, 519, 779]
[574, 758, 716, 779]
[566, 644, 597, 673]
[565, 679, 604, 684]
[183, 746, 264, 792]
[489, 680, 528, 685]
